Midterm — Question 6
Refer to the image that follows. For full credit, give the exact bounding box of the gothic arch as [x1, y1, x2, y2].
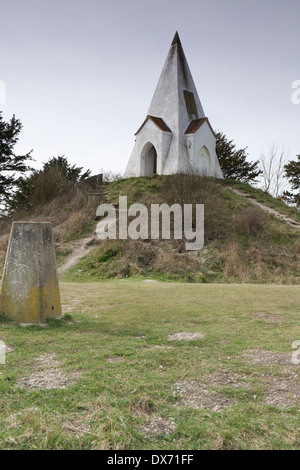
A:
[198, 145, 211, 175]
[140, 142, 157, 176]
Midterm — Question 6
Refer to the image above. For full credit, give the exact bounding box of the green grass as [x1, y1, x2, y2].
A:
[222, 179, 300, 224]
[109, 176, 300, 225]
[55, 248, 73, 267]
[0, 281, 299, 450]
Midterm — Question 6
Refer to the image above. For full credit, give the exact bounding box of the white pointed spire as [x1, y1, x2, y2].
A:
[124, 33, 223, 179]
[148, 31, 205, 125]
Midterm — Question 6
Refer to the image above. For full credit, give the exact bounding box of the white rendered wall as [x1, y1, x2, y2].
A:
[185, 121, 223, 178]
[124, 119, 172, 177]
[124, 119, 223, 178]
[124, 35, 223, 179]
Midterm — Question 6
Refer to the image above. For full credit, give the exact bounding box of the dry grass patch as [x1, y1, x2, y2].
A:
[0, 233, 9, 265]
[62, 418, 93, 437]
[168, 332, 205, 341]
[243, 349, 294, 367]
[141, 417, 176, 437]
[106, 356, 125, 363]
[60, 209, 94, 243]
[263, 373, 300, 410]
[174, 371, 248, 412]
[16, 353, 80, 390]
[234, 206, 267, 236]
[130, 395, 157, 419]
[255, 311, 282, 323]
[243, 349, 300, 409]
[3, 406, 106, 449]
[143, 345, 173, 351]
[174, 380, 237, 412]
[222, 241, 246, 279]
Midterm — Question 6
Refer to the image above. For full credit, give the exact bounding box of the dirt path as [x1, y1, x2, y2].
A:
[57, 188, 299, 275]
[229, 187, 300, 229]
[58, 232, 97, 275]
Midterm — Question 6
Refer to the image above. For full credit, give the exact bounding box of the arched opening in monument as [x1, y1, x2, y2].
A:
[141, 142, 158, 176]
[198, 146, 211, 176]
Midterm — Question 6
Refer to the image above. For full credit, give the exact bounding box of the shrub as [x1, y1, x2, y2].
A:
[61, 209, 94, 242]
[160, 173, 229, 245]
[234, 207, 267, 237]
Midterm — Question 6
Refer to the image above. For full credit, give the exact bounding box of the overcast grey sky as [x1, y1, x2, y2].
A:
[0, 0, 299, 175]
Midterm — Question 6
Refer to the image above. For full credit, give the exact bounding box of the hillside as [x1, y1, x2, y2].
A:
[0, 175, 299, 284]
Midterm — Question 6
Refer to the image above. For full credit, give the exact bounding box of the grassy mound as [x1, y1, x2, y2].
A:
[63, 175, 300, 284]
[0, 185, 98, 274]
[0, 174, 299, 283]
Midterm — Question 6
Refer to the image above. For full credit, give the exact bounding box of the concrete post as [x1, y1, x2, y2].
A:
[0, 222, 61, 323]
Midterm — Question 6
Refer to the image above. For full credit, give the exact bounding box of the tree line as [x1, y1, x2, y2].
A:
[0, 111, 299, 217]
[0, 112, 90, 216]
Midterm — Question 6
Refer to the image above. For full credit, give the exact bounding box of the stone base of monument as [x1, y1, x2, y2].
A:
[0, 222, 62, 323]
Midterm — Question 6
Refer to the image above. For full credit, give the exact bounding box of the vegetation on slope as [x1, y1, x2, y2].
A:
[64, 175, 300, 284]
[0, 156, 100, 272]
[0, 168, 299, 283]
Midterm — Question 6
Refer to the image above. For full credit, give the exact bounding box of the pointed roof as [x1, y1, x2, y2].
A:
[185, 118, 216, 137]
[171, 31, 181, 46]
[135, 115, 172, 135]
[147, 32, 205, 132]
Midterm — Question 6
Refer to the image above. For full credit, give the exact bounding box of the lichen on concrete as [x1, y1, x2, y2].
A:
[0, 222, 61, 323]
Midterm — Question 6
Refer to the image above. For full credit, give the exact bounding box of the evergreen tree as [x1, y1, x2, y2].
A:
[12, 156, 91, 210]
[283, 155, 300, 207]
[0, 112, 32, 211]
[43, 156, 91, 182]
[215, 131, 261, 183]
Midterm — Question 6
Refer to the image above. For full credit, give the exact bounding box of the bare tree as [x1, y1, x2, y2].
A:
[258, 143, 289, 198]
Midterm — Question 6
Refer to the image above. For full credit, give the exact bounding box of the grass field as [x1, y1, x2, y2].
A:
[0, 281, 299, 450]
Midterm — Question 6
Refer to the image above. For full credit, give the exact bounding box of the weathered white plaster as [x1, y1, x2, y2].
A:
[125, 119, 173, 177]
[185, 121, 223, 178]
[124, 33, 223, 179]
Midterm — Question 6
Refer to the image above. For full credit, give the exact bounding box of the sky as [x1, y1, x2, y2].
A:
[0, 0, 299, 176]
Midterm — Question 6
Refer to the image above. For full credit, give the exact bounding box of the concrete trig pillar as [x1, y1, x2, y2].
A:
[0, 222, 61, 323]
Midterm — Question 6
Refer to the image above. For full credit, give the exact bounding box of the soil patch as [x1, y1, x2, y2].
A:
[141, 417, 176, 437]
[17, 353, 80, 390]
[262, 373, 300, 409]
[58, 233, 97, 275]
[243, 349, 294, 367]
[255, 311, 282, 323]
[174, 371, 246, 411]
[106, 356, 125, 363]
[168, 332, 205, 341]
